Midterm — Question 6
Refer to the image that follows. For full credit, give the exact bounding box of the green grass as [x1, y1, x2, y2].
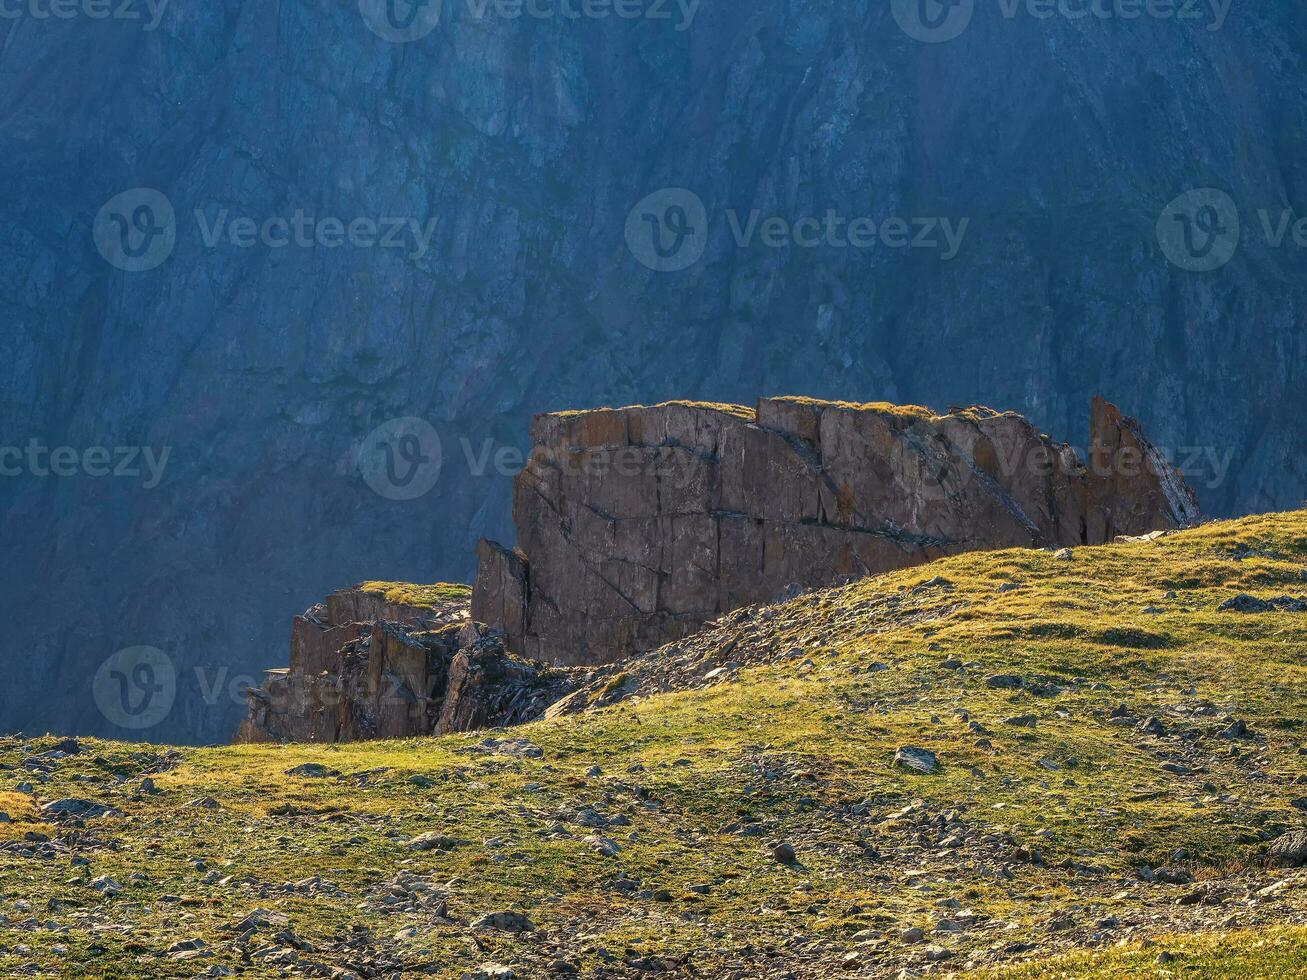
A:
[972, 926, 1307, 977]
[355, 581, 472, 609]
[2, 512, 1306, 977]
[548, 399, 756, 420]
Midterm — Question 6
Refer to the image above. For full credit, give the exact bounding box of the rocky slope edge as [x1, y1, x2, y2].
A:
[6, 511, 1307, 978]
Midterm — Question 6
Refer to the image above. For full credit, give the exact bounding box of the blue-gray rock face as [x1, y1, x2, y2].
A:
[1, 2, 1304, 743]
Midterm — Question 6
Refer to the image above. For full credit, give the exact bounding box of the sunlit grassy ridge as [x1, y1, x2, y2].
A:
[546, 399, 755, 420]
[355, 581, 472, 609]
[2, 512, 1306, 977]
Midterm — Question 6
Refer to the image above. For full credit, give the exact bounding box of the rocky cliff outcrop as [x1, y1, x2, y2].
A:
[234, 585, 579, 744]
[474, 397, 1199, 666]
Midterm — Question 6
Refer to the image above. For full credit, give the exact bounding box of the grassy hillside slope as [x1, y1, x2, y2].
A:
[3, 512, 1307, 978]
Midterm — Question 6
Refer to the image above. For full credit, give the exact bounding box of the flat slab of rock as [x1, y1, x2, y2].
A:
[285, 763, 340, 778]
[1220, 594, 1307, 613]
[473, 737, 543, 759]
[40, 799, 120, 819]
[894, 747, 939, 774]
[1267, 830, 1307, 868]
[470, 911, 533, 933]
[463, 966, 515, 980]
[408, 832, 460, 852]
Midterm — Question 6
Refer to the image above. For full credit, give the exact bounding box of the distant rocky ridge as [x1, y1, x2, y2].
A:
[472, 396, 1200, 667]
[238, 395, 1198, 744]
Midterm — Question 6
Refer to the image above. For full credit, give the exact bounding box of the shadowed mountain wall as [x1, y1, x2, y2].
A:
[2, 3, 1303, 741]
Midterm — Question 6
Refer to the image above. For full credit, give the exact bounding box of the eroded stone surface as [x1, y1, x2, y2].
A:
[475, 397, 1198, 666]
[234, 586, 579, 744]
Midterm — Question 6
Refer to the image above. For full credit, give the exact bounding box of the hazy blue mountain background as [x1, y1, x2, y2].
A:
[2, 1, 1304, 743]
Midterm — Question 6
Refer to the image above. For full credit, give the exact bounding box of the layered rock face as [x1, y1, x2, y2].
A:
[235, 586, 577, 744]
[474, 397, 1199, 666]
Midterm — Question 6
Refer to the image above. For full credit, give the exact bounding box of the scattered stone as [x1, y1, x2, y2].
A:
[585, 835, 621, 858]
[571, 807, 608, 828]
[463, 966, 516, 980]
[408, 832, 460, 852]
[772, 841, 797, 864]
[1219, 720, 1249, 740]
[1267, 830, 1307, 868]
[1004, 715, 1038, 728]
[40, 799, 120, 819]
[470, 911, 533, 933]
[284, 763, 339, 778]
[1219, 594, 1274, 613]
[1138, 717, 1168, 737]
[476, 738, 544, 759]
[228, 908, 291, 932]
[985, 674, 1023, 690]
[894, 747, 939, 774]
[1153, 865, 1194, 885]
